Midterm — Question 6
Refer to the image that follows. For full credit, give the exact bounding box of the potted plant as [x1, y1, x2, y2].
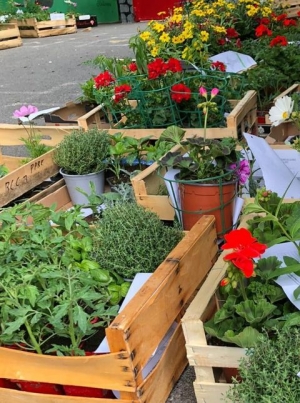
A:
[90, 201, 184, 280]
[158, 90, 251, 235]
[0, 202, 129, 396]
[225, 327, 300, 402]
[53, 128, 110, 205]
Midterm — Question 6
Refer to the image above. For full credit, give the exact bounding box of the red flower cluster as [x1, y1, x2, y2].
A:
[270, 35, 288, 47]
[221, 228, 267, 278]
[259, 17, 270, 25]
[283, 18, 297, 26]
[147, 58, 182, 79]
[128, 62, 138, 72]
[276, 13, 287, 21]
[94, 71, 115, 89]
[114, 84, 132, 103]
[255, 24, 272, 37]
[226, 27, 239, 38]
[170, 83, 192, 103]
[211, 61, 226, 72]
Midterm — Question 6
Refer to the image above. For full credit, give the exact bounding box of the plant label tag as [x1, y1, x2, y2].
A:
[297, 372, 300, 378]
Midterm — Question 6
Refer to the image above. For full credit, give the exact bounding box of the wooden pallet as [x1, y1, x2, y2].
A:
[0, 215, 218, 403]
[12, 17, 77, 38]
[0, 23, 22, 50]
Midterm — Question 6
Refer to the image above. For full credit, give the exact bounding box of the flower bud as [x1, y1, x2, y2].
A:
[199, 86, 207, 97]
[211, 88, 219, 98]
[231, 280, 238, 289]
[220, 277, 230, 287]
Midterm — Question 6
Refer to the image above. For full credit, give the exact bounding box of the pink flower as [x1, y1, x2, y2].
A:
[229, 160, 251, 185]
[13, 105, 38, 118]
[211, 88, 219, 98]
[199, 86, 207, 97]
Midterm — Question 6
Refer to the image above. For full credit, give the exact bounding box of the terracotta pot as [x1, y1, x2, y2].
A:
[12, 380, 64, 395]
[178, 180, 237, 235]
[223, 367, 242, 383]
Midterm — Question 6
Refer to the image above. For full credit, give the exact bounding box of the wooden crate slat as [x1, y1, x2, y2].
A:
[0, 23, 22, 50]
[194, 382, 230, 403]
[0, 347, 134, 391]
[106, 216, 217, 371]
[0, 124, 79, 147]
[0, 149, 59, 207]
[13, 18, 76, 38]
[0, 387, 136, 403]
[136, 323, 188, 403]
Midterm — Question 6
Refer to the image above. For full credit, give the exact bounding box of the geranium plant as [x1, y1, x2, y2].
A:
[204, 227, 298, 348]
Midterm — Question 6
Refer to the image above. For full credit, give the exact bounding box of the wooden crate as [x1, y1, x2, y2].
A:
[0, 23, 22, 50]
[0, 215, 218, 403]
[12, 17, 77, 38]
[275, 0, 300, 16]
[181, 249, 245, 403]
[130, 91, 258, 221]
[267, 83, 300, 143]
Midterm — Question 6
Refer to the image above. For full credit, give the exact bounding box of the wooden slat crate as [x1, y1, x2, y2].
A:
[12, 17, 77, 38]
[181, 249, 245, 403]
[0, 23, 22, 50]
[130, 91, 258, 221]
[0, 215, 218, 403]
[275, 0, 300, 16]
[84, 91, 257, 140]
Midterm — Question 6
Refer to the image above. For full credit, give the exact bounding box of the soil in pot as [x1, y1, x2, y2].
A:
[106, 172, 131, 188]
[223, 367, 242, 383]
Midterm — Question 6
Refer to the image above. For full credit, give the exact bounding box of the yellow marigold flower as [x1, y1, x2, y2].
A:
[152, 22, 165, 33]
[191, 9, 206, 17]
[227, 3, 235, 9]
[157, 11, 167, 16]
[246, 5, 258, 16]
[184, 20, 193, 30]
[172, 35, 185, 44]
[262, 7, 272, 16]
[173, 7, 183, 14]
[159, 32, 170, 43]
[170, 14, 183, 23]
[213, 25, 227, 34]
[200, 30, 209, 42]
[146, 39, 155, 47]
[183, 29, 193, 39]
[150, 47, 159, 57]
[140, 31, 151, 41]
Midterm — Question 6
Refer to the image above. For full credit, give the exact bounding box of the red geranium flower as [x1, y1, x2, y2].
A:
[276, 13, 287, 21]
[94, 71, 115, 89]
[114, 84, 132, 103]
[220, 278, 230, 287]
[128, 62, 137, 72]
[260, 17, 270, 25]
[235, 38, 242, 48]
[283, 18, 297, 26]
[221, 228, 267, 278]
[147, 58, 168, 79]
[211, 61, 226, 72]
[255, 24, 272, 37]
[218, 38, 226, 46]
[226, 27, 239, 38]
[170, 83, 192, 103]
[166, 58, 183, 73]
[270, 35, 288, 47]
[298, 11, 300, 17]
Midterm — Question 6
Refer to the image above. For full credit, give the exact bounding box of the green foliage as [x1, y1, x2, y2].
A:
[225, 328, 300, 402]
[0, 164, 9, 177]
[159, 127, 238, 180]
[90, 202, 184, 279]
[0, 202, 128, 355]
[53, 129, 110, 175]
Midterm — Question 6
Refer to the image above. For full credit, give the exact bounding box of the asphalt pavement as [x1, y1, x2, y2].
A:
[0, 23, 198, 403]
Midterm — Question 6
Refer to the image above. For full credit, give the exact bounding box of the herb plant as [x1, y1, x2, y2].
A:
[91, 202, 184, 279]
[53, 129, 111, 175]
[225, 328, 300, 402]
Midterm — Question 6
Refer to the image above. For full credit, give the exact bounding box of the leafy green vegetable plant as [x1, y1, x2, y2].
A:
[0, 202, 129, 356]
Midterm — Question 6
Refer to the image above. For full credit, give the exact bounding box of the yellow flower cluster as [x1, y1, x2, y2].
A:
[139, 0, 276, 62]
